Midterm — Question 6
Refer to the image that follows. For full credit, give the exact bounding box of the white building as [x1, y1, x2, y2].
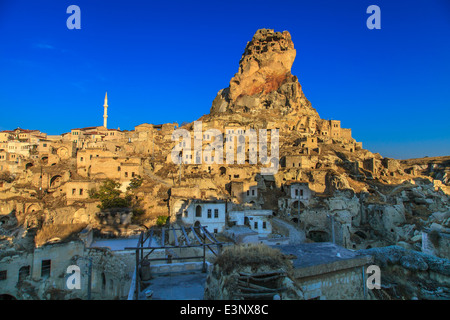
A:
[228, 210, 273, 235]
[288, 182, 312, 202]
[243, 185, 258, 203]
[180, 200, 227, 234]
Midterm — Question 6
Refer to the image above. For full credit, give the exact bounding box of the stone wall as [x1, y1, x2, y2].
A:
[0, 241, 130, 300]
[296, 267, 365, 300]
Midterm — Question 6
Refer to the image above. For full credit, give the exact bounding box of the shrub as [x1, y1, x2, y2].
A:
[156, 215, 169, 227]
[214, 243, 292, 274]
[127, 176, 143, 191]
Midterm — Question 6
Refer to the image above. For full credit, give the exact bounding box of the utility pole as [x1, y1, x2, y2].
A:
[178, 151, 182, 185]
[297, 189, 301, 228]
[87, 257, 92, 300]
[39, 166, 43, 199]
[76, 256, 92, 300]
[327, 213, 336, 244]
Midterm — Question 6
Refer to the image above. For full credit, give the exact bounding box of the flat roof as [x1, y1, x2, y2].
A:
[272, 242, 373, 279]
[141, 272, 207, 300]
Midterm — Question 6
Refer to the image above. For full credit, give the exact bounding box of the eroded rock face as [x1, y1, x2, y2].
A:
[210, 29, 318, 118]
[359, 246, 450, 300]
[230, 29, 296, 100]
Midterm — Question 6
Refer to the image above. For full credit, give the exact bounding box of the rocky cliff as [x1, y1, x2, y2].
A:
[210, 28, 318, 119]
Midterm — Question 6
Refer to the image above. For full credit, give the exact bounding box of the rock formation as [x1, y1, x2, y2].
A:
[360, 246, 450, 299]
[210, 28, 318, 119]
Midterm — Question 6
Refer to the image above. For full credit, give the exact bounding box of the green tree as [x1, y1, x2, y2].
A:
[89, 179, 131, 210]
[156, 215, 169, 227]
[127, 175, 143, 191]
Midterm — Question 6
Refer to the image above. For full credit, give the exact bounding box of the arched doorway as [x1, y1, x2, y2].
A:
[308, 230, 330, 243]
[101, 273, 106, 292]
[25, 163, 33, 170]
[50, 175, 63, 188]
[57, 147, 69, 159]
[291, 201, 305, 210]
[26, 204, 40, 214]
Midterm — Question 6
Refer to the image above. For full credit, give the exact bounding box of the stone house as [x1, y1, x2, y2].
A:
[228, 210, 273, 235]
[65, 180, 98, 205]
[280, 181, 313, 209]
[0, 240, 130, 300]
[282, 155, 318, 170]
[179, 200, 227, 234]
[275, 242, 373, 300]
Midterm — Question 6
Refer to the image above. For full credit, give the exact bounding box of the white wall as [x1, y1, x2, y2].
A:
[182, 202, 226, 233]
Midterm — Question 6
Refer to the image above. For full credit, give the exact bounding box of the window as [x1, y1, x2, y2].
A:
[41, 260, 51, 277]
[254, 222, 258, 229]
[214, 209, 219, 218]
[263, 221, 267, 229]
[79, 189, 83, 196]
[102, 273, 106, 292]
[132, 172, 135, 177]
[195, 206, 202, 217]
[184, 210, 188, 218]
[207, 209, 212, 219]
[251, 189, 255, 196]
[80, 157, 84, 162]
[0, 270, 6, 281]
[247, 190, 250, 196]
[72, 188, 76, 195]
[295, 189, 299, 196]
[125, 172, 128, 178]
[214, 229, 218, 234]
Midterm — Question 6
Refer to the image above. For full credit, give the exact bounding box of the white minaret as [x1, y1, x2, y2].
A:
[103, 92, 108, 128]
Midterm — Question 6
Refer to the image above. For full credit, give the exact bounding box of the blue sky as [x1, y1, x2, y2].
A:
[0, 0, 449, 159]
